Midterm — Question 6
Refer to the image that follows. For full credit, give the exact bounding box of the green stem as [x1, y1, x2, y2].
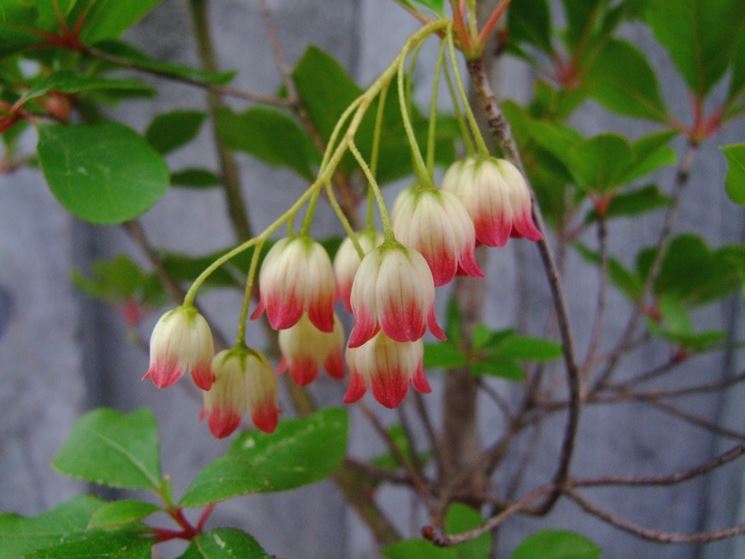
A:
[367, 84, 389, 229]
[326, 181, 365, 257]
[350, 141, 394, 241]
[427, 40, 447, 174]
[444, 58, 476, 155]
[235, 238, 265, 347]
[300, 189, 321, 236]
[446, 27, 490, 157]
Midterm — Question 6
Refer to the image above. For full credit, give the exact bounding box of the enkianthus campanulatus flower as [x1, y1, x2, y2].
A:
[278, 314, 345, 386]
[333, 229, 384, 312]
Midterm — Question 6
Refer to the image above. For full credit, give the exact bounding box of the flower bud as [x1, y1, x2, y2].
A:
[443, 156, 543, 247]
[392, 186, 483, 286]
[333, 230, 383, 312]
[201, 347, 280, 438]
[348, 242, 445, 348]
[143, 306, 214, 390]
[344, 333, 430, 409]
[252, 236, 335, 332]
[278, 314, 345, 386]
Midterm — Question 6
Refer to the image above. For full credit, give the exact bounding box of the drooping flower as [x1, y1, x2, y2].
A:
[344, 332, 429, 409]
[200, 347, 280, 438]
[278, 314, 345, 386]
[252, 236, 335, 332]
[443, 156, 543, 247]
[143, 306, 215, 390]
[333, 229, 383, 312]
[347, 242, 445, 348]
[392, 186, 483, 286]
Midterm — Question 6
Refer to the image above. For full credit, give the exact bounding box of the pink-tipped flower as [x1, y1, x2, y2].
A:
[392, 186, 483, 286]
[143, 306, 215, 390]
[333, 230, 383, 312]
[344, 333, 430, 409]
[201, 347, 280, 438]
[348, 242, 445, 348]
[278, 314, 345, 386]
[443, 156, 543, 247]
[252, 236, 335, 332]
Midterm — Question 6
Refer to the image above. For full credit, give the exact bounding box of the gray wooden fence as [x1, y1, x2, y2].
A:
[0, 1, 743, 558]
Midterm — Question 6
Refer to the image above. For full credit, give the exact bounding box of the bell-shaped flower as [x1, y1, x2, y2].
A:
[392, 186, 483, 286]
[252, 236, 335, 332]
[143, 306, 215, 390]
[344, 333, 430, 408]
[443, 156, 543, 247]
[348, 242, 445, 348]
[278, 314, 345, 386]
[200, 347, 280, 438]
[333, 229, 383, 312]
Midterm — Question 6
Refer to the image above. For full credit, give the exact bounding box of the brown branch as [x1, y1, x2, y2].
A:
[466, 55, 581, 515]
[82, 46, 292, 107]
[573, 441, 745, 487]
[592, 142, 699, 391]
[343, 457, 412, 485]
[566, 488, 745, 544]
[582, 215, 608, 377]
[413, 391, 447, 482]
[606, 370, 745, 401]
[646, 399, 745, 441]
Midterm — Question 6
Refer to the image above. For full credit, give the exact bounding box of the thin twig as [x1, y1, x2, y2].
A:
[582, 215, 608, 377]
[573, 441, 745, 487]
[412, 392, 447, 482]
[566, 488, 745, 544]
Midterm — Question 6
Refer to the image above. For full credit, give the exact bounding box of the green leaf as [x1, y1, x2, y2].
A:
[493, 336, 563, 362]
[95, 41, 235, 85]
[723, 144, 745, 206]
[507, 0, 552, 54]
[396, 0, 445, 15]
[180, 408, 348, 506]
[171, 168, 222, 189]
[87, 500, 160, 529]
[292, 46, 362, 143]
[645, 0, 745, 96]
[470, 358, 526, 381]
[181, 529, 270, 559]
[37, 123, 169, 225]
[52, 408, 161, 490]
[0, 496, 104, 559]
[215, 107, 318, 180]
[26, 530, 153, 559]
[585, 184, 670, 223]
[71, 255, 149, 301]
[384, 540, 459, 559]
[568, 133, 634, 191]
[589, 39, 668, 121]
[0, 2, 72, 57]
[725, 33, 745, 117]
[575, 243, 643, 300]
[145, 110, 206, 155]
[73, 0, 164, 45]
[561, 0, 606, 51]
[657, 293, 692, 335]
[446, 503, 491, 559]
[512, 530, 601, 559]
[371, 425, 430, 470]
[445, 294, 463, 343]
[424, 342, 469, 369]
[621, 131, 678, 183]
[16, 72, 154, 106]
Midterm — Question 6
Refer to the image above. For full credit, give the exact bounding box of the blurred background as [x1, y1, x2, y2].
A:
[1, 1, 744, 558]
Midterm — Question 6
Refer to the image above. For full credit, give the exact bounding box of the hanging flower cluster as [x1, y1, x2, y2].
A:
[141, 21, 543, 439]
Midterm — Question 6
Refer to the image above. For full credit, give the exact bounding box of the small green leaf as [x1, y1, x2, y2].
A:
[52, 408, 161, 490]
[87, 500, 160, 529]
[494, 336, 563, 362]
[446, 503, 491, 558]
[568, 133, 634, 191]
[589, 39, 668, 122]
[384, 540, 459, 559]
[171, 168, 222, 189]
[37, 123, 169, 225]
[0, 496, 104, 559]
[215, 107, 318, 179]
[723, 144, 745, 206]
[507, 0, 552, 54]
[470, 358, 526, 381]
[395, 0, 445, 15]
[17, 71, 154, 106]
[512, 530, 601, 559]
[71, 255, 149, 301]
[575, 243, 643, 301]
[26, 530, 152, 559]
[424, 342, 469, 369]
[95, 41, 235, 85]
[585, 184, 670, 223]
[646, 0, 745, 96]
[445, 294, 463, 343]
[371, 425, 431, 471]
[725, 33, 745, 117]
[145, 110, 206, 154]
[180, 408, 348, 506]
[181, 529, 270, 559]
[72, 0, 163, 45]
[621, 131, 678, 183]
